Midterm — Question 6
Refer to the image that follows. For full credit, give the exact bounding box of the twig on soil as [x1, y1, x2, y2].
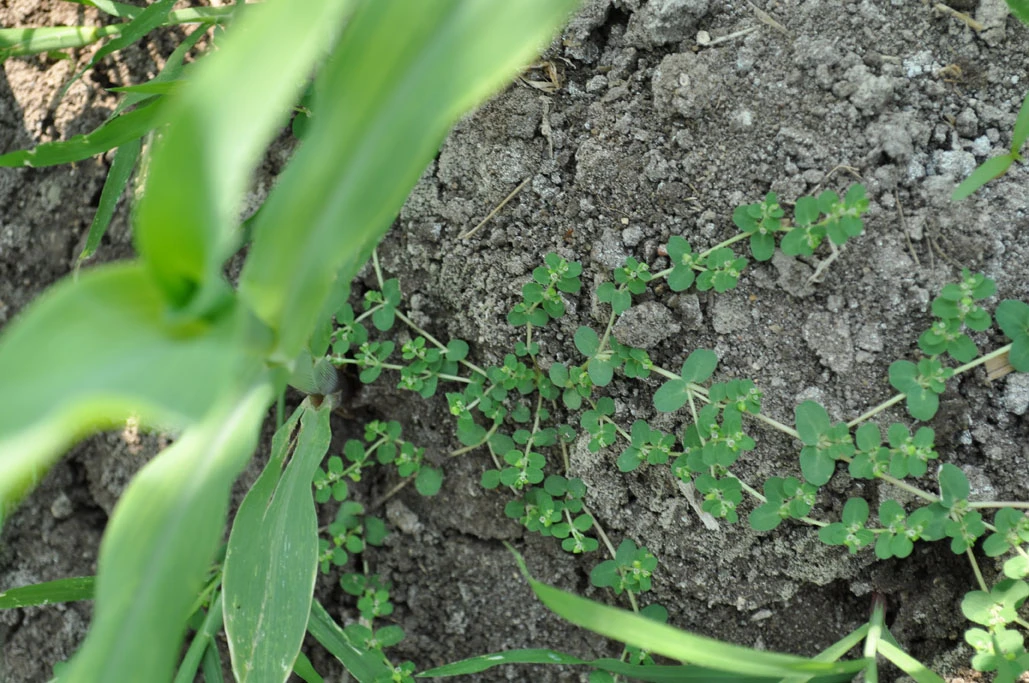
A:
[695, 25, 760, 48]
[895, 189, 920, 268]
[460, 176, 531, 240]
[931, 3, 984, 32]
[745, 0, 791, 39]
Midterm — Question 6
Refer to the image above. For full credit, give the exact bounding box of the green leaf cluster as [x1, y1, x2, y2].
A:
[749, 477, 817, 531]
[795, 401, 853, 486]
[590, 539, 658, 596]
[887, 357, 954, 421]
[508, 253, 582, 326]
[504, 476, 599, 553]
[918, 269, 994, 362]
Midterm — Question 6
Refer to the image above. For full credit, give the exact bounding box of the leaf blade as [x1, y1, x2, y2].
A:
[239, 0, 579, 358]
[223, 400, 332, 683]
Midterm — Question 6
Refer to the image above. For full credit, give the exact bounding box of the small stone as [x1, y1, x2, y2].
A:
[386, 499, 423, 535]
[1002, 373, 1029, 416]
[50, 492, 73, 520]
[802, 311, 854, 374]
[612, 301, 681, 348]
[931, 150, 977, 180]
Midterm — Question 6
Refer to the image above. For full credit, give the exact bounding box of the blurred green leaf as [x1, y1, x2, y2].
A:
[55, 382, 273, 682]
[0, 576, 94, 608]
[0, 264, 252, 522]
[239, 0, 579, 359]
[224, 401, 331, 683]
[134, 0, 350, 314]
[1006, 0, 1029, 28]
[0, 25, 121, 57]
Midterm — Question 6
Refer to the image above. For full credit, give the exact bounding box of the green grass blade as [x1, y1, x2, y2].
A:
[60, 0, 177, 98]
[62, 0, 140, 19]
[0, 576, 94, 608]
[875, 638, 944, 683]
[420, 649, 863, 682]
[55, 381, 273, 682]
[133, 0, 350, 316]
[223, 400, 331, 683]
[778, 625, 869, 683]
[951, 154, 1015, 201]
[1010, 89, 1029, 154]
[293, 652, 325, 683]
[172, 590, 224, 683]
[508, 549, 869, 679]
[109, 24, 205, 119]
[76, 136, 141, 267]
[0, 100, 159, 168]
[201, 640, 226, 683]
[0, 263, 250, 522]
[238, 0, 578, 359]
[307, 599, 392, 683]
[0, 25, 121, 56]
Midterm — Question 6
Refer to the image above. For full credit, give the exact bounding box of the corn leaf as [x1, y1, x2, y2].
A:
[0, 263, 250, 522]
[55, 381, 273, 682]
[133, 0, 351, 314]
[223, 400, 331, 683]
[238, 0, 579, 359]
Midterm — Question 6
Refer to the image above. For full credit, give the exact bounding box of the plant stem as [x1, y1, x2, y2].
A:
[969, 501, 1029, 510]
[966, 549, 989, 592]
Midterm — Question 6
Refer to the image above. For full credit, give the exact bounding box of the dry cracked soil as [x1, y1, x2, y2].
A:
[1, 1, 1028, 681]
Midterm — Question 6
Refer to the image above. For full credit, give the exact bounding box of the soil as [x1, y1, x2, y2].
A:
[1, 1, 1028, 682]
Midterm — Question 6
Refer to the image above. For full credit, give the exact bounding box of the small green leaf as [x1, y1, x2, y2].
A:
[996, 300, 1029, 372]
[653, 378, 689, 413]
[938, 463, 970, 507]
[575, 326, 600, 357]
[588, 359, 614, 387]
[794, 401, 830, 445]
[415, 466, 443, 496]
[680, 349, 717, 383]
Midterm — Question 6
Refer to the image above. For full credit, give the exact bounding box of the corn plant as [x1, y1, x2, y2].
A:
[0, 1, 577, 680]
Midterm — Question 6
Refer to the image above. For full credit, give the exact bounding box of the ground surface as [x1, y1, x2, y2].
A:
[1, 1, 1028, 682]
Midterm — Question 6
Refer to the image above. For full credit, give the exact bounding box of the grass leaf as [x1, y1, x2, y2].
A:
[76, 136, 141, 267]
[950, 154, 1014, 201]
[307, 599, 392, 683]
[0, 576, 94, 608]
[505, 548, 869, 679]
[0, 101, 160, 168]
